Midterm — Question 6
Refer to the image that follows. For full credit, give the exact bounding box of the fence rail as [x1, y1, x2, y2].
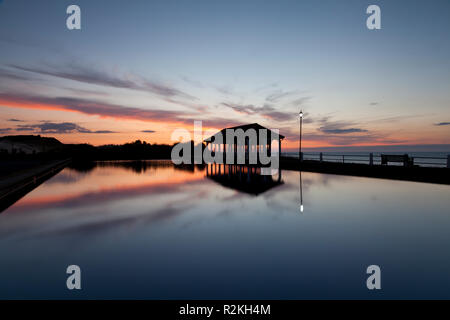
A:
[281, 152, 450, 168]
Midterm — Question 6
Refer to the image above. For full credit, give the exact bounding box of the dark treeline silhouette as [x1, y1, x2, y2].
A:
[0, 135, 175, 161]
[69, 140, 174, 161]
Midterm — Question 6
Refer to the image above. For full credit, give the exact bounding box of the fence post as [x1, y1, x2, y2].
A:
[342, 155, 345, 163]
[319, 152, 323, 162]
[447, 155, 450, 168]
[300, 152, 303, 162]
[369, 153, 373, 166]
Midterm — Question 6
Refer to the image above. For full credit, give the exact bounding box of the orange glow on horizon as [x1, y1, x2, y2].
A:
[1, 98, 448, 148]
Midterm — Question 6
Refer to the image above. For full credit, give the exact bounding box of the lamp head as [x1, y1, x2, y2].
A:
[299, 110, 303, 118]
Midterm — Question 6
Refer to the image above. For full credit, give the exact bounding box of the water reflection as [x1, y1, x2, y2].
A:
[1, 160, 450, 299]
[206, 164, 283, 195]
[299, 171, 303, 213]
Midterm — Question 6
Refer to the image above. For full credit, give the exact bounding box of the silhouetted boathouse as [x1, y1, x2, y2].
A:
[203, 123, 285, 165]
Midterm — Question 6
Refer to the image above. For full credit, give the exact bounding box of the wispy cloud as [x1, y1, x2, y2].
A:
[317, 118, 368, 135]
[0, 128, 12, 134]
[435, 122, 450, 126]
[9, 61, 196, 101]
[221, 102, 294, 122]
[141, 130, 156, 133]
[180, 76, 204, 88]
[298, 131, 402, 146]
[0, 92, 189, 123]
[265, 89, 298, 103]
[0, 68, 36, 82]
[320, 127, 368, 134]
[7, 118, 23, 122]
[279, 115, 393, 146]
[0, 92, 243, 129]
[290, 96, 311, 108]
[16, 122, 117, 134]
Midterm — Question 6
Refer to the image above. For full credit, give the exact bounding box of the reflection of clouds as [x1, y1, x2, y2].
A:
[35, 205, 186, 238]
[0, 162, 360, 244]
[1, 180, 210, 241]
[44, 169, 85, 185]
[34, 185, 214, 239]
[6, 177, 204, 214]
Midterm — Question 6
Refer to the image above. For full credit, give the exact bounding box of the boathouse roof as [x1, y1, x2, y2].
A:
[204, 123, 285, 143]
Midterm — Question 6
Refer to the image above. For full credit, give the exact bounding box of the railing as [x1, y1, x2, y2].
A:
[281, 152, 450, 168]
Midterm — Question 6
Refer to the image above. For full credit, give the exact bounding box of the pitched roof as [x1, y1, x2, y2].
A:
[204, 123, 285, 142]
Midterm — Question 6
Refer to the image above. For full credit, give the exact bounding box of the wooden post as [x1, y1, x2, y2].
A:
[342, 155, 345, 163]
[369, 153, 373, 166]
[320, 152, 323, 162]
[447, 155, 450, 168]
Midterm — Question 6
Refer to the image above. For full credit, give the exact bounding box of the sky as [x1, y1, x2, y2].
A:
[0, 0, 449, 151]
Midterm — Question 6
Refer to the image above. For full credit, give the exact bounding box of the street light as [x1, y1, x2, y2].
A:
[299, 110, 303, 161]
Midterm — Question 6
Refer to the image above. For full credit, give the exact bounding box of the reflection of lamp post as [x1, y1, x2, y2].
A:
[299, 170, 303, 213]
[299, 111, 304, 213]
[299, 110, 303, 161]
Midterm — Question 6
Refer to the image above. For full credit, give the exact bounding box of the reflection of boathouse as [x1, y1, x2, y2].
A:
[206, 164, 283, 195]
[203, 123, 285, 165]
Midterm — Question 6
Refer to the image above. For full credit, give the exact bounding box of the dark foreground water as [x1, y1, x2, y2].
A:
[0, 160, 449, 299]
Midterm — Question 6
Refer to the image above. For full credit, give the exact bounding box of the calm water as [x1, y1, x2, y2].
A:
[0, 160, 450, 299]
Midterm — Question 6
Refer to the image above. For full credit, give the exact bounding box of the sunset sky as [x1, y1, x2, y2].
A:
[0, 0, 449, 151]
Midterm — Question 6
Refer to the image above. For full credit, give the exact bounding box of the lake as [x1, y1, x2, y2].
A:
[0, 160, 449, 299]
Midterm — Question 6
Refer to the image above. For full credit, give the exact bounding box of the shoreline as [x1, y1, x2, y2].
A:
[0, 159, 71, 212]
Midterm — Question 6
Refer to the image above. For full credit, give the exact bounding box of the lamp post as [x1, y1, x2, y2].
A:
[299, 110, 303, 161]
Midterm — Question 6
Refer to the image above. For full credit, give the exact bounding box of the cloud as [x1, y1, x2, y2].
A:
[15, 122, 117, 134]
[7, 118, 23, 122]
[221, 102, 294, 122]
[279, 115, 390, 146]
[319, 127, 368, 134]
[263, 110, 294, 122]
[141, 130, 156, 133]
[9, 62, 196, 101]
[62, 87, 109, 97]
[93, 130, 116, 134]
[369, 102, 379, 106]
[0, 92, 189, 122]
[266, 90, 297, 103]
[221, 102, 267, 114]
[216, 85, 233, 95]
[181, 76, 204, 88]
[317, 117, 368, 134]
[0, 92, 244, 130]
[290, 96, 311, 107]
[435, 122, 450, 126]
[0, 128, 12, 134]
[297, 130, 403, 146]
[0, 68, 35, 82]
